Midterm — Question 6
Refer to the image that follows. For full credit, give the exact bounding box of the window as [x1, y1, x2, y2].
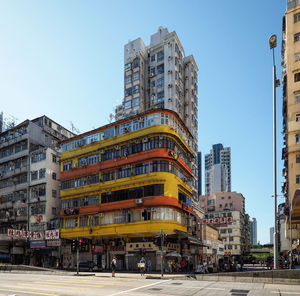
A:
[52, 173, 56, 180]
[125, 75, 131, 84]
[296, 133, 300, 143]
[132, 85, 139, 94]
[295, 93, 300, 103]
[296, 114, 300, 122]
[124, 100, 132, 109]
[116, 166, 131, 179]
[296, 175, 300, 184]
[132, 72, 139, 81]
[52, 154, 57, 163]
[142, 209, 151, 221]
[295, 33, 300, 42]
[31, 171, 38, 181]
[151, 80, 155, 88]
[157, 64, 164, 75]
[132, 58, 139, 68]
[295, 73, 300, 82]
[125, 87, 132, 97]
[52, 207, 57, 215]
[157, 77, 164, 88]
[151, 55, 155, 62]
[52, 190, 57, 198]
[150, 67, 156, 76]
[79, 216, 88, 227]
[89, 215, 99, 226]
[295, 12, 300, 23]
[39, 168, 46, 179]
[132, 97, 140, 107]
[295, 52, 300, 62]
[228, 196, 231, 199]
[229, 236, 234, 242]
[63, 161, 72, 171]
[157, 51, 164, 62]
[125, 63, 131, 71]
[297, 155, 300, 163]
[157, 91, 164, 102]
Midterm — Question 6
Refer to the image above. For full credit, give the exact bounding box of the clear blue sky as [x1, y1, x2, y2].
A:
[0, 0, 286, 244]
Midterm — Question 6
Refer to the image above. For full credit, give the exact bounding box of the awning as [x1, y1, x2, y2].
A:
[175, 230, 203, 245]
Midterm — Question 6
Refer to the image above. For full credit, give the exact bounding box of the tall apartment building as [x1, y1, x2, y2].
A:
[0, 116, 74, 265]
[249, 218, 257, 245]
[59, 109, 203, 271]
[197, 152, 202, 195]
[282, 0, 300, 247]
[199, 192, 250, 258]
[115, 27, 199, 201]
[205, 144, 231, 196]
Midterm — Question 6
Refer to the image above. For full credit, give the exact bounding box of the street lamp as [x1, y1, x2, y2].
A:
[269, 34, 280, 270]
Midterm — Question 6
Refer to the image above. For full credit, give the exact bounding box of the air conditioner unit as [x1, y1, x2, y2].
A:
[168, 70, 172, 74]
[115, 145, 119, 150]
[100, 149, 105, 154]
[142, 137, 148, 143]
[72, 163, 77, 169]
[168, 84, 172, 88]
[99, 213, 104, 218]
[168, 56, 172, 61]
[168, 98, 172, 102]
[136, 198, 143, 204]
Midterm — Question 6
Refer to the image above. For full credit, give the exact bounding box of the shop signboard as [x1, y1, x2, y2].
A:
[45, 229, 59, 240]
[30, 241, 46, 248]
[92, 245, 104, 254]
[47, 239, 61, 247]
[7, 229, 44, 241]
[201, 218, 232, 225]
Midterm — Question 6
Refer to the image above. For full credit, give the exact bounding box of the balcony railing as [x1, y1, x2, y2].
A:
[287, 0, 300, 10]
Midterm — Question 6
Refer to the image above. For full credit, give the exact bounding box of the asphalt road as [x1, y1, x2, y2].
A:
[0, 273, 300, 296]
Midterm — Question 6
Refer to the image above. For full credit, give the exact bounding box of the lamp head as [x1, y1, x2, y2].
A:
[269, 35, 277, 49]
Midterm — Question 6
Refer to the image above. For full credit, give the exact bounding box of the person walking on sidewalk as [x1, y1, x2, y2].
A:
[139, 257, 146, 276]
[111, 256, 117, 277]
[147, 258, 152, 273]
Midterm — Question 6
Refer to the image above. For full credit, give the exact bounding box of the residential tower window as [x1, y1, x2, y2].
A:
[296, 154, 300, 163]
[295, 93, 300, 103]
[295, 73, 300, 82]
[296, 175, 300, 184]
[132, 72, 139, 81]
[132, 97, 140, 107]
[295, 33, 300, 42]
[125, 63, 131, 71]
[124, 100, 132, 110]
[296, 133, 300, 144]
[157, 64, 164, 75]
[294, 12, 300, 23]
[157, 51, 164, 62]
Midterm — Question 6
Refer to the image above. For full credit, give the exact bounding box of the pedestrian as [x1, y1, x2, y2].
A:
[147, 258, 152, 273]
[203, 260, 208, 273]
[180, 259, 185, 272]
[139, 256, 146, 276]
[168, 259, 173, 273]
[111, 256, 117, 277]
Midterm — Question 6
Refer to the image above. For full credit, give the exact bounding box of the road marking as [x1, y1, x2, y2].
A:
[41, 279, 115, 285]
[0, 288, 58, 296]
[108, 279, 172, 296]
[271, 292, 300, 295]
[205, 287, 226, 290]
[33, 281, 105, 287]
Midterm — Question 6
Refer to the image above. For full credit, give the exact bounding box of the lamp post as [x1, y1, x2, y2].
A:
[269, 34, 280, 270]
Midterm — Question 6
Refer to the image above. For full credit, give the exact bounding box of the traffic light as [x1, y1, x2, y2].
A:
[163, 234, 168, 246]
[79, 239, 83, 248]
[154, 236, 161, 247]
[71, 240, 77, 252]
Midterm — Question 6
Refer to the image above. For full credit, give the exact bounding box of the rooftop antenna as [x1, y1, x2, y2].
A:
[70, 121, 80, 135]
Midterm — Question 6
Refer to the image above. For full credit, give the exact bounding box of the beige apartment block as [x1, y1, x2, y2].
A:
[282, 0, 300, 239]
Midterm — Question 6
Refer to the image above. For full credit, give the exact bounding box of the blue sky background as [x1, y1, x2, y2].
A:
[0, 0, 286, 243]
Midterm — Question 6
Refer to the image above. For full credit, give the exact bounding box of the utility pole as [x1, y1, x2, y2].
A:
[76, 238, 79, 275]
[160, 229, 163, 278]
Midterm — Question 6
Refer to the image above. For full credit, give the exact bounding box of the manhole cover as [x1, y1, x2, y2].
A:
[149, 288, 162, 291]
[172, 283, 183, 285]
